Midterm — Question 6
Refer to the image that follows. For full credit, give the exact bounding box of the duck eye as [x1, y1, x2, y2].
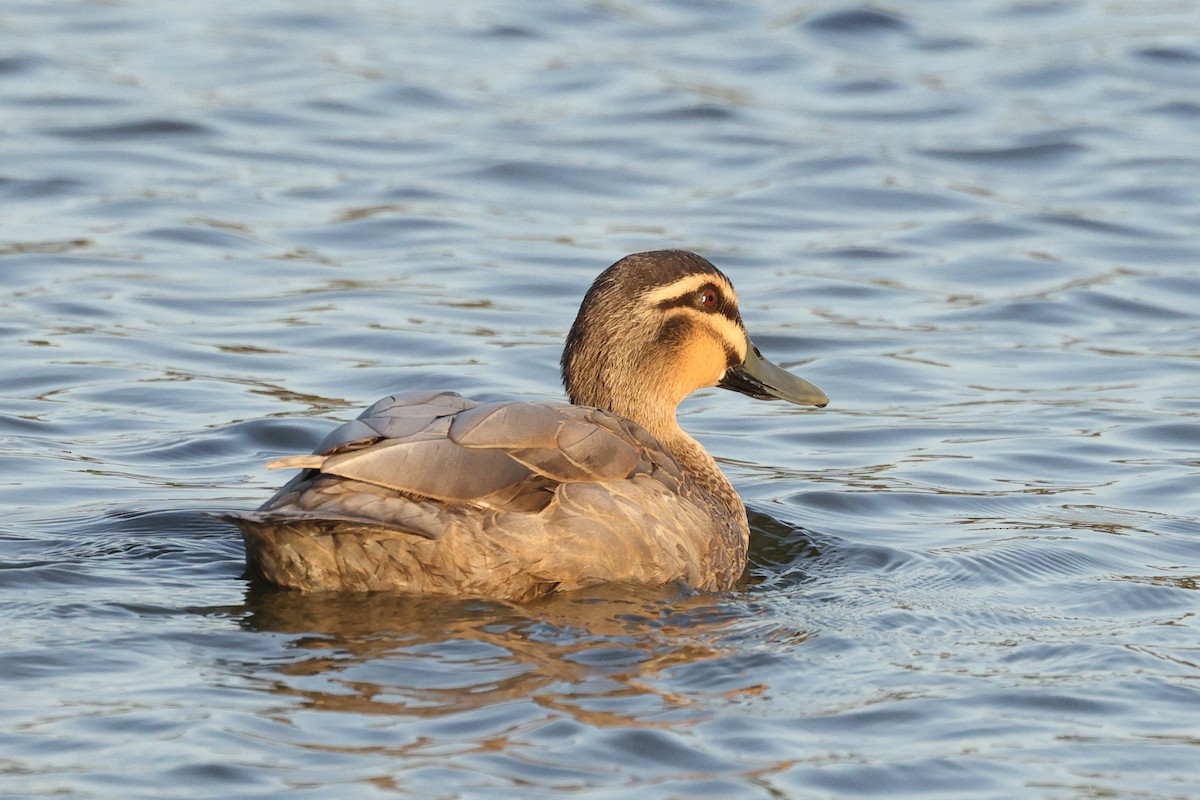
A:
[699, 288, 718, 309]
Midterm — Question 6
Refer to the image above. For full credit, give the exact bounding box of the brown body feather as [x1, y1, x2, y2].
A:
[234, 391, 743, 599]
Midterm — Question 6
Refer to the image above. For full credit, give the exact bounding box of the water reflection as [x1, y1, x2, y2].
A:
[234, 582, 775, 729]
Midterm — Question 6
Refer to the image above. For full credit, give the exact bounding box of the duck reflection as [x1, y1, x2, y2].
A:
[227, 511, 821, 729]
[238, 585, 736, 724]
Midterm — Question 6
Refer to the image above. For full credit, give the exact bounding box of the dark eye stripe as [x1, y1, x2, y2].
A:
[654, 315, 694, 348]
[654, 284, 739, 323]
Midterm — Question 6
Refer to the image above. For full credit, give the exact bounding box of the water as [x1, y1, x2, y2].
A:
[3, 0, 1199, 797]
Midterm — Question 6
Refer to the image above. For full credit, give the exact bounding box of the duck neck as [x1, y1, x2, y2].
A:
[567, 374, 744, 520]
[617, 399, 743, 519]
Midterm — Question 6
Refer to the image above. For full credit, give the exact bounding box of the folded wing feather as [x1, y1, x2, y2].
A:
[263, 391, 673, 507]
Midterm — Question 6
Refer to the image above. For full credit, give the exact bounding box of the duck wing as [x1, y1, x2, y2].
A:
[448, 401, 656, 483]
[255, 390, 684, 520]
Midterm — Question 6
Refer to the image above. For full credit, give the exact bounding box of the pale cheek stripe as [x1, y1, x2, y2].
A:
[642, 274, 739, 307]
[663, 308, 748, 362]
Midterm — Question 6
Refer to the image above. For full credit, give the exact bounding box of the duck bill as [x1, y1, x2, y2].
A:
[718, 340, 828, 407]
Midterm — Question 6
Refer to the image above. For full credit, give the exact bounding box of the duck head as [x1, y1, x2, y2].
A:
[561, 250, 827, 436]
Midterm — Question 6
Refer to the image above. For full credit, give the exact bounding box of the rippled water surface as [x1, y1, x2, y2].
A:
[3, 1, 1200, 797]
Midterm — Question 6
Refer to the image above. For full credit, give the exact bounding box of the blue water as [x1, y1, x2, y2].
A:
[3, 1, 1199, 797]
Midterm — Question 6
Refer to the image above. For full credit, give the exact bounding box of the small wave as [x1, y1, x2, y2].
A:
[802, 9, 911, 36]
[920, 141, 1088, 168]
[44, 118, 213, 141]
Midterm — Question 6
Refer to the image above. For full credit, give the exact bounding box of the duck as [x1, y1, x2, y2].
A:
[233, 250, 828, 600]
